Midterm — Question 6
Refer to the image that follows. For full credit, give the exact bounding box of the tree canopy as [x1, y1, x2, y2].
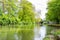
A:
[0, 0, 35, 25]
[46, 0, 60, 24]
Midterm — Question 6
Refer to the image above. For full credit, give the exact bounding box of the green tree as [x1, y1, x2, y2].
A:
[0, 0, 20, 25]
[18, 0, 35, 23]
[0, 0, 35, 25]
[46, 0, 60, 24]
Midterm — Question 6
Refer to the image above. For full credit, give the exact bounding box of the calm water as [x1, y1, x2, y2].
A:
[0, 25, 60, 40]
[34, 25, 60, 40]
[34, 25, 46, 40]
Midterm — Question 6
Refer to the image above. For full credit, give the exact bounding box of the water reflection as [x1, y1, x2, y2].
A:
[34, 25, 46, 40]
[39, 26, 46, 40]
[0, 25, 34, 40]
[0, 25, 48, 40]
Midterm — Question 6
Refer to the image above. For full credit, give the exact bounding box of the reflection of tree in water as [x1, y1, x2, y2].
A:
[17, 25, 34, 40]
[0, 25, 34, 40]
[21, 30, 34, 40]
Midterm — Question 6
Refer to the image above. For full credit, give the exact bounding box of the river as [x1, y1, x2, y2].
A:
[34, 25, 46, 40]
[34, 25, 60, 40]
[0, 25, 60, 40]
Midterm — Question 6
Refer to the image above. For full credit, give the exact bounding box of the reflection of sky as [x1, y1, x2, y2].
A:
[28, 0, 48, 20]
[39, 26, 46, 40]
[34, 26, 46, 40]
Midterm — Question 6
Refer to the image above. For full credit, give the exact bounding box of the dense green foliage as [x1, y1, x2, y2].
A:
[18, 0, 35, 23]
[0, 0, 35, 25]
[46, 0, 60, 24]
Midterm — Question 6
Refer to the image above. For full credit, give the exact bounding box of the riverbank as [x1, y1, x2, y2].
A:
[43, 24, 60, 40]
[48, 24, 60, 27]
[44, 29, 60, 40]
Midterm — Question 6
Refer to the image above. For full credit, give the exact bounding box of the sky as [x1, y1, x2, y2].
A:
[28, 0, 48, 20]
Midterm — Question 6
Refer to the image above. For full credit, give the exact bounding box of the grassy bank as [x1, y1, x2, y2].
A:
[48, 24, 60, 27]
[44, 25, 60, 40]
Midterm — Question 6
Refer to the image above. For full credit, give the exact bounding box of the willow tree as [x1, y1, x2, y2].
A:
[46, 0, 60, 24]
[18, 0, 35, 23]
